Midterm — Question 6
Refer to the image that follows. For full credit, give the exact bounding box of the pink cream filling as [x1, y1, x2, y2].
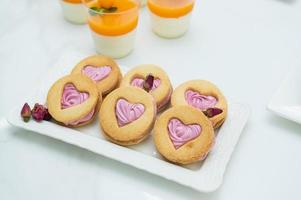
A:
[115, 98, 145, 127]
[61, 83, 95, 125]
[131, 78, 161, 91]
[168, 118, 202, 149]
[131, 78, 171, 110]
[185, 90, 218, 111]
[82, 65, 111, 82]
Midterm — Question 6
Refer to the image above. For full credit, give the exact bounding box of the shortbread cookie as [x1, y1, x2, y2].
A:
[47, 74, 101, 127]
[120, 64, 173, 111]
[171, 80, 227, 129]
[154, 106, 215, 165]
[99, 86, 156, 146]
[71, 55, 122, 95]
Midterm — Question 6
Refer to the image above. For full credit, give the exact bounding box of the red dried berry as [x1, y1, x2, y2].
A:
[143, 74, 154, 92]
[43, 108, 52, 121]
[32, 103, 46, 122]
[203, 108, 223, 118]
[21, 103, 31, 122]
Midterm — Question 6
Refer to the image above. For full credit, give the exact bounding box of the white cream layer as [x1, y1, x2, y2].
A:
[91, 29, 136, 59]
[60, 1, 87, 24]
[150, 12, 192, 38]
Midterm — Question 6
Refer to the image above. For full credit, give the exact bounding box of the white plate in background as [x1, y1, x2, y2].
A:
[6, 52, 250, 192]
[267, 67, 301, 124]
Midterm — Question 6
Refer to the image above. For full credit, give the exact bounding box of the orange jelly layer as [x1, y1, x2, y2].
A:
[63, 0, 82, 4]
[148, 0, 194, 18]
[87, 0, 139, 36]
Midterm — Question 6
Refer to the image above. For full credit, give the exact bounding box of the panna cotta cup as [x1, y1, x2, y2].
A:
[59, 0, 88, 24]
[83, 0, 140, 58]
[147, 0, 195, 38]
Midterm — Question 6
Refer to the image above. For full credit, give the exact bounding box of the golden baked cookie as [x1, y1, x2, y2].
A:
[171, 80, 228, 129]
[154, 106, 215, 165]
[47, 74, 101, 127]
[120, 64, 173, 112]
[99, 86, 156, 146]
[71, 55, 122, 95]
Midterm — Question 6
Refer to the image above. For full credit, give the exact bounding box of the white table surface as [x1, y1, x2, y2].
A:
[1, 0, 301, 199]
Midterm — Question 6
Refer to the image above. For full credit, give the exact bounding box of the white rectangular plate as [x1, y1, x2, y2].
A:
[6, 52, 250, 193]
[267, 67, 301, 124]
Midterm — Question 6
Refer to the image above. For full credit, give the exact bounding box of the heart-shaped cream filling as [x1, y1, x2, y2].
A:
[82, 65, 111, 82]
[185, 90, 217, 111]
[61, 83, 94, 125]
[115, 98, 145, 127]
[61, 84, 89, 109]
[168, 118, 201, 149]
[131, 78, 161, 91]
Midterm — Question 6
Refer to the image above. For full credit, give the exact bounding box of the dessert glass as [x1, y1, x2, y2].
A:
[83, 0, 140, 58]
[60, 0, 87, 24]
[147, 0, 195, 38]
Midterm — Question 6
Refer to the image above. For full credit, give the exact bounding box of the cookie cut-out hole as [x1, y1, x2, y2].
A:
[185, 90, 218, 111]
[115, 98, 145, 127]
[82, 65, 111, 82]
[168, 118, 202, 150]
[61, 83, 89, 109]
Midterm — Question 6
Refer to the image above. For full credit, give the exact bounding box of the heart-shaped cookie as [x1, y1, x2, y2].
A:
[61, 83, 89, 109]
[185, 90, 217, 111]
[168, 118, 201, 149]
[82, 65, 111, 82]
[115, 99, 145, 127]
[131, 78, 161, 91]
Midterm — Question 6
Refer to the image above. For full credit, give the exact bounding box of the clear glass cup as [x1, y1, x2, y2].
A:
[83, 0, 140, 58]
[60, 0, 87, 24]
[147, 0, 195, 38]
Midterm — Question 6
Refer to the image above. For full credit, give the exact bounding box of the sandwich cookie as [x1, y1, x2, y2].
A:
[154, 106, 215, 165]
[171, 80, 227, 129]
[47, 74, 100, 127]
[120, 64, 173, 112]
[71, 55, 122, 95]
[99, 86, 156, 146]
